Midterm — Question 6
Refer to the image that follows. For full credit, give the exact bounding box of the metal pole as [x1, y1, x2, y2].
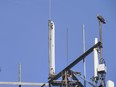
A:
[0, 82, 49, 86]
[82, 25, 86, 53]
[99, 21, 103, 64]
[82, 24, 86, 87]
[98, 19, 106, 87]
[65, 71, 68, 87]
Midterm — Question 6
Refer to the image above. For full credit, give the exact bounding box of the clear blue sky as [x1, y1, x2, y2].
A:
[0, 0, 115, 87]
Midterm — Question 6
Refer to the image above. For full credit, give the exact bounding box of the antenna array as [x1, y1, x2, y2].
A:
[0, 1, 113, 87]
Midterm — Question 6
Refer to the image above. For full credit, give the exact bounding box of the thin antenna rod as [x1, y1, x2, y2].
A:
[18, 64, 21, 82]
[49, 0, 52, 20]
[82, 24, 86, 87]
[82, 25, 86, 53]
[66, 28, 69, 66]
[18, 64, 22, 87]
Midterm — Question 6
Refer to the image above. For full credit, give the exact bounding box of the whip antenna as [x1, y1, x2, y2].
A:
[49, 0, 52, 20]
[66, 28, 69, 66]
[82, 24, 86, 87]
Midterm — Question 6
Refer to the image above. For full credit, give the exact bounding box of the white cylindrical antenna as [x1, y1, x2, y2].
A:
[107, 80, 114, 87]
[93, 38, 99, 78]
[82, 24, 86, 87]
[48, 20, 55, 78]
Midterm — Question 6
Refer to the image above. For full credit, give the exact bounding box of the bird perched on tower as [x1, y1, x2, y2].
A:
[97, 14, 106, 24]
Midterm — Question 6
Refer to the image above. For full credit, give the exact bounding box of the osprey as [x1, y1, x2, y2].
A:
[97, 15, 106, 24]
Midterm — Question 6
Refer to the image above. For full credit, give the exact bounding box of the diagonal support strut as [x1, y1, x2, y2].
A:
[49, 42, 101, 83]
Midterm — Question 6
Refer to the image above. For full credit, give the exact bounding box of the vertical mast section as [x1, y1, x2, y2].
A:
[99, 21, 103, 64]
[97, 14, 106, 87]
[48, 20, 55, 78]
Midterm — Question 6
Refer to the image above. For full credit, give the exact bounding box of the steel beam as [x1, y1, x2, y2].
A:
[0, 82, 48, 86]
